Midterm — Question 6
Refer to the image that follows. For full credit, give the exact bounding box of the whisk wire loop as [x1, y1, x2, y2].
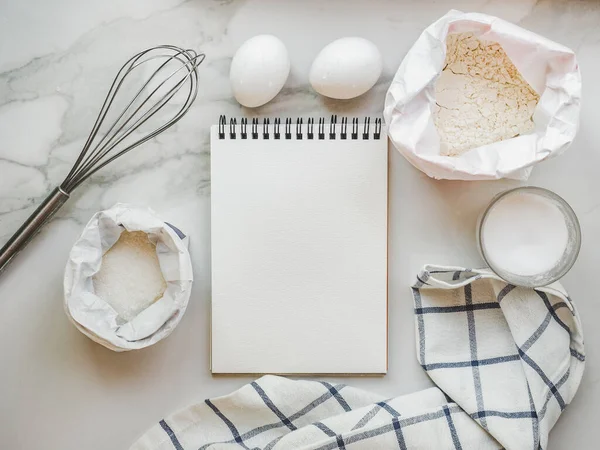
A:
[0, 45, 203, 274]
[62, 45, 204, 192]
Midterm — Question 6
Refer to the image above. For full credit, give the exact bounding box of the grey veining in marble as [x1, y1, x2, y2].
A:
[1, 0, 599, 449]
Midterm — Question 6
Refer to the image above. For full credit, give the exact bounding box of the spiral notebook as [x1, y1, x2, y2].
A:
[210, 116, 388, 375]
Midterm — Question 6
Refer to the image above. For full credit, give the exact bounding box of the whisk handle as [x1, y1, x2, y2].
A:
[0, 187, 70, 275]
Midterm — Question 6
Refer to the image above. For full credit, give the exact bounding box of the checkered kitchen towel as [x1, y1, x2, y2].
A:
[131, 265, 584, 450]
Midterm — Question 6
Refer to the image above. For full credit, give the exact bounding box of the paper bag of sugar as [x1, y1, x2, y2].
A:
[63, 204, 193, 351]
[384, 10, 581, 181]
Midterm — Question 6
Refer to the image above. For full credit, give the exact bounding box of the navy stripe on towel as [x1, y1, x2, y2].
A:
[443, 406, 462, 450]
[159, 419, 184, 450]
[205, 399, 250, 449]
[415, 302, 500, 315]
[320, 382, 351, 412]
[252, 381, 297, 431]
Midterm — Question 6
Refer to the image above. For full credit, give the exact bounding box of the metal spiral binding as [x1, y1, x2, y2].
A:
[374, 118, 382, 139]
[218, 115, 226, 139]
[241, 118, 248, 139]
[307, 118, 314, 139]
[341, 117, 348, 140]
[274, 118, 281, 139]
[251, 118, 259, 139]
[329, 115, 337, 140]
[352, 118, 359, 139]
[229, 118, 237, 139]
[217, 115, 382, 140]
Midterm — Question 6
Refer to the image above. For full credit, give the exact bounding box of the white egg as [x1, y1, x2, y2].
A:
[309, 37, 383, 100]
[230, 35, 290, 108]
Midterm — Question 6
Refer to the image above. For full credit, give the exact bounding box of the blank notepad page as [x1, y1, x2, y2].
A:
[210, 122, 388, 374]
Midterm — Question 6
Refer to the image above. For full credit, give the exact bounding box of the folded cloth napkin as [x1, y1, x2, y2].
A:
[131, 266, 584, 450]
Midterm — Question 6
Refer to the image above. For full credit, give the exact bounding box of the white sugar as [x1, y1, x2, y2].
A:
[482, 192, 568, 277]
[93, 231, 167, 321]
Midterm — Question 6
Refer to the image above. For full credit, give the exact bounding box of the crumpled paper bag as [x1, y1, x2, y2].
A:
[384, 10, 581, 181]
[64, 204, 193, 351]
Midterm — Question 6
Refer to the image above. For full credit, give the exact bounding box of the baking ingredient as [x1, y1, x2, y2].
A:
[434, 32, 540, 156]
[93, 230, 167, 321]
[481, 191, 568, 277]
[230, 35, 290, 108]
[309, 37, 382, 100]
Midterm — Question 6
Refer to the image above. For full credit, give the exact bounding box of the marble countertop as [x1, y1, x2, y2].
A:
[1, 0, 599, 448]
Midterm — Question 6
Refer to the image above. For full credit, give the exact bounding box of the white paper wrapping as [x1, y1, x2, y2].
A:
[384, 10, 582, 181]
[64, 204, 194, 351]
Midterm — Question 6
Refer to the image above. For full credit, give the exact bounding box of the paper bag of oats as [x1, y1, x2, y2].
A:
[384, 10, 581, 181]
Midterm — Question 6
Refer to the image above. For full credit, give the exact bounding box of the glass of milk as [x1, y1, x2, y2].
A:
[478, 187, 581, 287]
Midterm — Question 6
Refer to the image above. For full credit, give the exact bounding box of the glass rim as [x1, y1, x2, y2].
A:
[478, 186, 582, 288]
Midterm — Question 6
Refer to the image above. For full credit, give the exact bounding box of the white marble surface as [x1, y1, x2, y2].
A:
[0, 0, 598, 448]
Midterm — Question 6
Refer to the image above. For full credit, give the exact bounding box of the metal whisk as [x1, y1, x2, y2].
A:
[0, 45, 205, 274]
